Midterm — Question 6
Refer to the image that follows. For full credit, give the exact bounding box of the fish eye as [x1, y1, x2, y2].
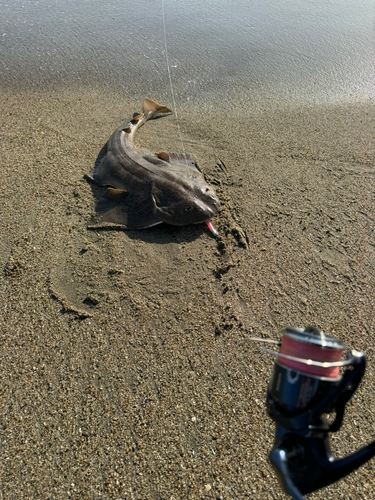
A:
[185, 206, 192, 212]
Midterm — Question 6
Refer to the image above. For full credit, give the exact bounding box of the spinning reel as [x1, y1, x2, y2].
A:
[259, 327, 375, 499]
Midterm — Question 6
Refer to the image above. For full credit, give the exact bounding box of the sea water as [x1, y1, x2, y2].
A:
[1, 0, 373, 107]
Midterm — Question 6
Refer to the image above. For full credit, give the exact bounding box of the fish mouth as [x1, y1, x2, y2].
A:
[203, 187, 220, 215]
[208, 196, 221, 216]
[195, 195, 220, 217]
[198, 197, 220, 221]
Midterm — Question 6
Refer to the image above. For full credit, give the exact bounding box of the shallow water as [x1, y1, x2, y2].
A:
[1, 0, 374, 106]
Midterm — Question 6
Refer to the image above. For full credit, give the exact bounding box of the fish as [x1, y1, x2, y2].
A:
[88, 98, 220, 230]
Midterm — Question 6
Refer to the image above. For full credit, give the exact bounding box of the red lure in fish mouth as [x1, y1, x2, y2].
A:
[205, 220, 218, 238]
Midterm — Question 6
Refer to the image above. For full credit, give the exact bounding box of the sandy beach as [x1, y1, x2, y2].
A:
[1, 1, 375, 498]
[1, 83, 374, 499]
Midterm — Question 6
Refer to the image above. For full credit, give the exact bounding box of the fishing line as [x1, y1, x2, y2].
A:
[161, 0, 218, 238]
[161, 0, 186, 155]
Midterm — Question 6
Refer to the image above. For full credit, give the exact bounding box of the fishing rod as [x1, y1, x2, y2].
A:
[252, 326, 375, 499]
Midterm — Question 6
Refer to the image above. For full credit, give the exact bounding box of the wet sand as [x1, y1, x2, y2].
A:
[1, 82, 375, 499]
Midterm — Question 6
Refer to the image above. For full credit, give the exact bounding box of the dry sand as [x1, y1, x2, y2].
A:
[1, 84, 375, 499]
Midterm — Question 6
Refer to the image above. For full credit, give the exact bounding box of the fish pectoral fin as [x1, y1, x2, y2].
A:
[145, 151, 199, 169]
[142, 98, 172, 118]
[142, 155, 168, 167]
[168, 153, 201, 171]
[156, 151, 170, 162]
[90, 190, 163, 230]
[106, 187, 128, 198]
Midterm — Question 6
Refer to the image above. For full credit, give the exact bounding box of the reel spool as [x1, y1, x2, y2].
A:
[253, 327, 375, 500]
[275, 326, 345, 378]
[264, 327, 356, 416]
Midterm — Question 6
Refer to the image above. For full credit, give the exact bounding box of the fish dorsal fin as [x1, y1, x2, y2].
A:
[142, 98, 171, 116]
[156, 151, 170, 162]
[106, 187, 128, 198]
[130, 113, 144, 125]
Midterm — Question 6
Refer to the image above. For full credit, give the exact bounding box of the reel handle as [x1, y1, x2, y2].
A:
[270, 438, 375, 499]
[269, 448, 305, 500]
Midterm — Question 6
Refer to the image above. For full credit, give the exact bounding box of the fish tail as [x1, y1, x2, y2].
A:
[142, 98, 172, 119]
